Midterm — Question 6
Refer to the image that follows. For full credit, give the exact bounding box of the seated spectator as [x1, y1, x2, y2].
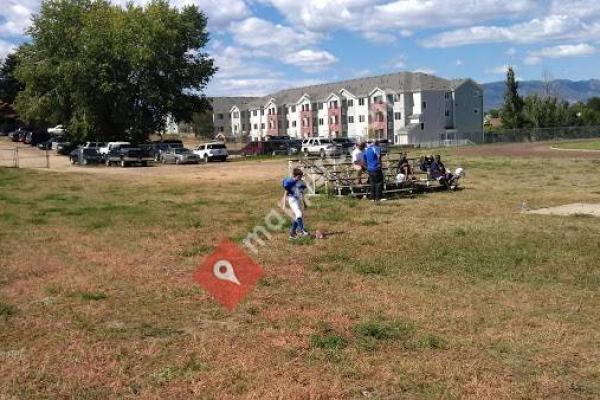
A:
[396, 153, 414, 180]
[351, 142, 366, 184]
[430, 154, 454, 188]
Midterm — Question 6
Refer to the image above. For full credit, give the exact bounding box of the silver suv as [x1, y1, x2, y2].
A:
[301, 138, 342, 157]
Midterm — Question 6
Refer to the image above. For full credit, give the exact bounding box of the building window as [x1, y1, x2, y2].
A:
[373, 96, 383, 104]
[242, 124, 246, 130]
[291, 105, 296, 113]
[359, 115, 365, 123]
[217, 113, 224, 120]
[318, 118, 324, 126]
[394, 112, 401, 120]
[292, 121, 297, 127]
[318, 103, 323, 110]
[253, 124, 258, 129]
[422, 101, 427, 110]
[359, 98, 365, 106]
[445, 92, 451, 99]
[387, 94, 394, 103]
[329, 100, 338, 109]
[473, 90, 480, 97]
[348, 116, 354, 123]
[474, 108, 479, 114]
[233, 111, 239, 118]
[219, 126, 224, 132]
[347, 99, 354, 107]
[260, 123, 265, 129]
[445, 110, 450, 116]
[260, 110, 264, 116]
[420, 123, 425, 130]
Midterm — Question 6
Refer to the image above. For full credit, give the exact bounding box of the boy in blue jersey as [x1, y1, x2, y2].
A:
[282, 168, 309, 239]
[363, 140, 384, 201]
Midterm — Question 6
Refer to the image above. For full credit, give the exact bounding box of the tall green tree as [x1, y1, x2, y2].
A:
[0, 53, 25, 104]
[14, 0, 216, 142]
[500, 67, 524, 129]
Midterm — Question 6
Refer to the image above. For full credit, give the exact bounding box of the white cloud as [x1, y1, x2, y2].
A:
[0, 39, 17, 60]
[524, 43, 595, 64]
[455, 59, 463, 66]
[258, 0, 537, 43]
[283, 49, 337, 71]
[227, 17, 338, 72]
[0, 0, 39, 37]
[229, 17, 320, 51]
[506, 47, 517, 56]
[421, 15, 586, 48]
[485, 65, 511, 75]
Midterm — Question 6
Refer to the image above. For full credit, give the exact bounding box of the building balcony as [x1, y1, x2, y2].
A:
[371, 102, 387, 113]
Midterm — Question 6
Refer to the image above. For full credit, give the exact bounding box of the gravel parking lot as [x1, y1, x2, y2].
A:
[0, 138, 287, 182]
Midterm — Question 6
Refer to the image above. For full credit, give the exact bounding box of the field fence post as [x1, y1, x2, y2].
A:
[15, 147, 19, 168]
[46, 150, 50, 168]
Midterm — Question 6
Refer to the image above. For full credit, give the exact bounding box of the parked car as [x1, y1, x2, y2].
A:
[161, 148, 201, 164]
[265, 135, 291, 142]
[301, 138, 342, 157]
[193, 142, 228, 162]
[69, 148, 102, 165]
[150, 140, 183, 162]
[240, 140, 295, 156]
[83, 141, 106, 149]
[25, 131, 50, 146]
[56, 141, 78, 155]
[332, 137, 355, 154]
[47, 125, 66, 136]
[104, 144, 153, 167]
[18, 130, 29, 142]
[38, 137, 58, 150]
[8, 129, 25, 142]
[98, 142, 131, 155]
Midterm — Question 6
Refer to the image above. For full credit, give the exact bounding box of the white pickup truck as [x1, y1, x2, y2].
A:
[98, 142, 131, 155]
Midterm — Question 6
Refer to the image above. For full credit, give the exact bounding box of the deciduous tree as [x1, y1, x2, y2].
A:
[14, 0, 216, 142]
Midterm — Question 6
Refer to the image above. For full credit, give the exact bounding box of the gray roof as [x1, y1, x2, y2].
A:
[241, 71, 457, 110]
[209, 97, 260, 113]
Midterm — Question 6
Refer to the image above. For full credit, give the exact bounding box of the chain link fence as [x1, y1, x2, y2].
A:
[484, 125, 600, 144]
[0, 147, 51, 168]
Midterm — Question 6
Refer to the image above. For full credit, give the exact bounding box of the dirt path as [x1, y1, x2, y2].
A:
[457, 141, 600, 159]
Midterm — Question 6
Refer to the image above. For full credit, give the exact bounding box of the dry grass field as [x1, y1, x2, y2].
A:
[1, 142, 599, 399]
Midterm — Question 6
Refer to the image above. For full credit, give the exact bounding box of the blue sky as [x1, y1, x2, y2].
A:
[2, 0, 600, 96]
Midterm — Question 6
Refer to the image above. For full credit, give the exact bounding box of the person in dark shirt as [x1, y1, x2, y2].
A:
[396, 153, 413, 179]
[430, 154, 454, 188]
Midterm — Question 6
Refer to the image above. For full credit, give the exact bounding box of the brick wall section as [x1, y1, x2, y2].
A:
[371, 102, 387, 131]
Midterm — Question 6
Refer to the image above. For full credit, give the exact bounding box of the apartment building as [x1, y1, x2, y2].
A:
[214, 72, 483, 145]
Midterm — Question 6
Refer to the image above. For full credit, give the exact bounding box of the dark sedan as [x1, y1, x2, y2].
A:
[56, 142, 78, 155]
[69, 148, 102, 165]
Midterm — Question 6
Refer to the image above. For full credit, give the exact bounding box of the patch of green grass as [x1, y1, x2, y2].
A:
[179, 245, 212, 257]
[69, 291, 107, 301]
[553, 140, 600, 150]
[352, 261, 386, 275]
[352, 318, 415, 351]
[360, 219, 379, 226]
[0, 301, 17, 319]
[310, 334, 347, 351]
[418, 334, 448, 349]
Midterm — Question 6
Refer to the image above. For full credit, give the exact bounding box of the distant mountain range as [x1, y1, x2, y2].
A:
[481, 79, 600, 111]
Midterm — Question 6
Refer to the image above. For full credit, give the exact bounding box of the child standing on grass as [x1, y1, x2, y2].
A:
[282, 167, 309, 239]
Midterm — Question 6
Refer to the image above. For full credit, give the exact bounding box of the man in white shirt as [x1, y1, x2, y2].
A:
[351, 142, 366, 184]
